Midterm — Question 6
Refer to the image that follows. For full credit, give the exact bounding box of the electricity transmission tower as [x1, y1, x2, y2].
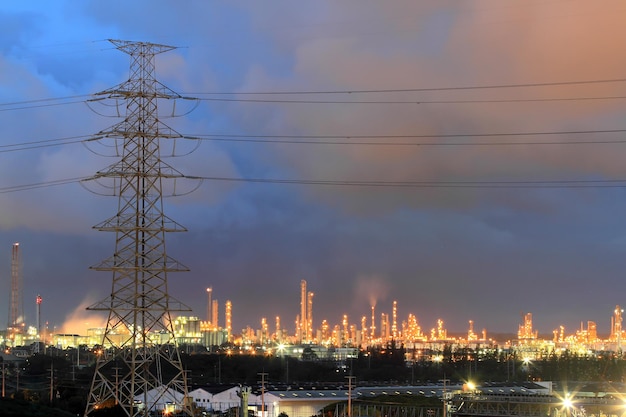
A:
[84, 40, 193, 417]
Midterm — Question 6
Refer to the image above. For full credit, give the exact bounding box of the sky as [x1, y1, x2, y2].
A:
[2, 1, 626, 339]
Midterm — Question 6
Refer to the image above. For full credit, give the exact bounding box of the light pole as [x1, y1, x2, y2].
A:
[346, 376, 355, 417]
[561, 394, 574, 417]
[442, 377, 450, 417]
[258, 372, 268, 417]
[522, 357, 532, 381]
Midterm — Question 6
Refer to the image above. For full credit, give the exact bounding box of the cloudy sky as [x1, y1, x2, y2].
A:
[2, 1, 626, 338]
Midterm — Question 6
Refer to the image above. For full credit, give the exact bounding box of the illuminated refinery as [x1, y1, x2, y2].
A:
[3, 270, 626, 361]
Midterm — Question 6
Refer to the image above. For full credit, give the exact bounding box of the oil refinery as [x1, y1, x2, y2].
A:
[4, 268, 626, 362]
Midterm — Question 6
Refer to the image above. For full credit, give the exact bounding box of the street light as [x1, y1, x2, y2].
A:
[442, 377, 450, 417]
[559, 393, 575, 417]
[522, 357, 532, 381]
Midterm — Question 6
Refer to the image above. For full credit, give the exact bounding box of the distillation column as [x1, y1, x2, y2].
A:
[8, 243, 23, 342]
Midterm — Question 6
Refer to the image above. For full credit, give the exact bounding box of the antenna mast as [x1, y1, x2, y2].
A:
[84, 40, 192, 417]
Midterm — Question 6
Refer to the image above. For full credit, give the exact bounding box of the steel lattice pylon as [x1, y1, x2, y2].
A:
[84, 40, 193, 417]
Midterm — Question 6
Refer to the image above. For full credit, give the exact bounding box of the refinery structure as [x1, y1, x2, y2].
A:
[3, 240, 615, 364]
[4, 266, 626, 360]
[1, 234, 625, 361]
[1, 237, 626, 358]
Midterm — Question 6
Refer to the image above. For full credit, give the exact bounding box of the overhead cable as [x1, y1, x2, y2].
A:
[3, 128, 626, 156]
[191, 95, 626, 105]
[0, 176, 92, 193]
[181, 77, 626, 95]
[182, 175, 626, 189]
[1, 77, 625, 111]
[0, 135, 93, 153]
[5, 173, 626, 195]
[184, 128, 626, 146]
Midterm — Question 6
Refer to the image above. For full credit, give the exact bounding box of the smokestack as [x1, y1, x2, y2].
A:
[300, 280, 307, 342]
[206, 287, 212, 325]
[371, 304, 376, 339]
[36, 295, 42, 336]
[8, 243, 23, 334]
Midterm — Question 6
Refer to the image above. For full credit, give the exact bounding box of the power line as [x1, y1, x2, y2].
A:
[3, 94, 624, 111]
[0, 135, 95, 153]
[0, 98, 90, 112]
[181, 77, 626, 95]
[0, 177, 91, 194]
[184, 128, 626, 146]
[191, 95, 626, 105]
[3, 173, 626, 195]
[0, 77, 625, 111]
[1, 127, 626, 157]
[0, 95, 92, 107]
[182, 175, 626, 189]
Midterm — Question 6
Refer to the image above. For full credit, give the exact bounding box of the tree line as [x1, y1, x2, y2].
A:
[1, 342, 626, 415]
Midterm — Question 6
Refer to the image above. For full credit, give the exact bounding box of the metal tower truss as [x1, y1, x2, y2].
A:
[84, 40, 193, 417]
[8, 243, 23, 335]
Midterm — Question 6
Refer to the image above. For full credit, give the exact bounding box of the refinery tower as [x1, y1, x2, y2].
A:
[7, 243, 24, 339]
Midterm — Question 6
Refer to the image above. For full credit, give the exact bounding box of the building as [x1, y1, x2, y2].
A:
[133, 386, 187, 415]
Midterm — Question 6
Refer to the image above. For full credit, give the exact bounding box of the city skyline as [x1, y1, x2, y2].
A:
[1, 2, 626, 337]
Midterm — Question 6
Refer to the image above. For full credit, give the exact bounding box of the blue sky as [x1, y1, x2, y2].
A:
[2, 1, 626, 338]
